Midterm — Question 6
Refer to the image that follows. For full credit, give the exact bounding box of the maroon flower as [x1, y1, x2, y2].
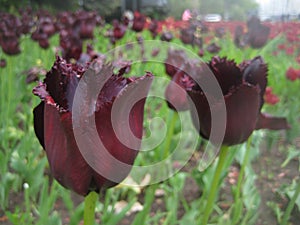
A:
[132, 11, 146, 32]
[22, 67, 47, 84]
[165, 48, 187, 77]
[246, 16, 270, 49]
[286, 67, 300, 81]
[160, 31, 173, 42]
[215, 27, 225, 38]
[206, 43, 221, 54]
[180, 27, 194, 45]
[264, 87, 279, 105]
[165, 69, 194, 111]
[112, 20, 126, 40]
[198, 48, 204, 57]
[148, 19, 158, 38]
[0, 58, 6, 68]
[38, 34, 50, 49]
[79, 20, 95, 39]
[33, 57, 153, 196]
[0, 33, 21, 55]
[59, 29, 83, 61]
[234, 25, 247, 48]
[187, 56, 289, 146]
[151, 48, 160, 57]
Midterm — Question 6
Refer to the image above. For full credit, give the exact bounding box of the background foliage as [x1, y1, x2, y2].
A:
[0, 0, 258, 21]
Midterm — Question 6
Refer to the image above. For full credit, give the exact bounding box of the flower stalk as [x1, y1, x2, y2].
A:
[232, 137, 252, 224]
[201, 145, 230, 225]
[84, 191, 98, 225]
[163, 110, 178, 159]
[281, 180, 300, 225]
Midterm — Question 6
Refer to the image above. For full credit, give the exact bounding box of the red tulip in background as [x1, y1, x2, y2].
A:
[0, 58, 6, 68]
[33, 56, 153, 196]
[264, 87, 280, 105]
[286, 67, 300, 81]
[187, 56, 289, 146]
[132, 11, 146, 32]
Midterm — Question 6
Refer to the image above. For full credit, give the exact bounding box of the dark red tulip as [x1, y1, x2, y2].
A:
[22, 67, 47, 84]
[264, 87, 279, 105]
[33, 57, 153, 196]
[286, 67, 300, 81]
[0, 33, 21, 55]
[132, 11, 146, 32]
[198, 48, 204, 57]
[151, 48, 160, 57]
[41, 18, 56, 37]
[148, 19, 158, 38]
[59, 29, 83, 61]
[0, 59, 6, 68]
[180, 27, 194, 45]
[234, 25, 247, 48]
[215, 27, 225, 38]
[112, 20, 126, 40]
[246, 16, 270, 49]
[160, 31, 173, 42]
[206, 43, 221, 54]
[187, 56, 289, 146]
[165, 69, 194, 111]
[79, 20, 95, 39]
[165, 48, 187, 77]
[38, 35, 50, 49]
[296, 55, 300, 65]
[285, 46, 294, 56]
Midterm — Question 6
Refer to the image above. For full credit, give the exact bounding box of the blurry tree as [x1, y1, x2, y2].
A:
[167, 0, 258, 20]
[200, 0, 224, 15]
[0, 0, 258, 21]
[224, 0, 258, 20]
[200, 0, 258, 20]
[32, 0, 77, 11]
[168, 0, 201, 19]
[0, 0, 77, 13]
[0, 0, 32, 13]
[79, 0, 121, 20]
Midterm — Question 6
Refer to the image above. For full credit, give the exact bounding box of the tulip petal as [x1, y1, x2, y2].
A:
[187, 89, 214, 140]
[222, 84, 261, 145]
[165, 71, 190, 111]
[255, 113, 290, 130]
[97, 76, 128, 107]
[165, 49, 187, 77]
[209, 56, 242, 95]
[93, 73, 153, 187]
[188, 83, 261, 146]
[44, 103, 93, 196]
[33, 102, 45, 148]
[44, 57, 83, 110]
[241, 56, 267, 106]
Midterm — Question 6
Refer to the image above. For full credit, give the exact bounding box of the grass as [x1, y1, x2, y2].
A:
[0, 22, 299, 225]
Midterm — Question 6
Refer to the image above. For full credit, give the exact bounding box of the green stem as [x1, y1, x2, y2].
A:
[84, 191, 98, 225]
[281, 180, 300, 225]
[232, 138, 252, 224]
[163, 110, 178, 159]
[202, 145, 230, 225]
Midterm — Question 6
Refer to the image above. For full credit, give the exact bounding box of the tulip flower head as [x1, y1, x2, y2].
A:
[132, 11, 146, 32]
[33, 56, 153, 196]
[245, 16, 270, 49]
[187, 56, 289, 146]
